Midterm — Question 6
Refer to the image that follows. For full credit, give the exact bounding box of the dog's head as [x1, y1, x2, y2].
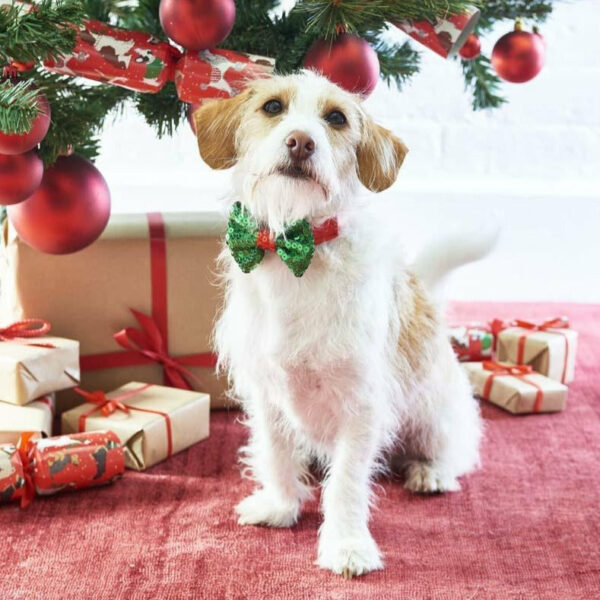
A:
[194, 70, 407, 231]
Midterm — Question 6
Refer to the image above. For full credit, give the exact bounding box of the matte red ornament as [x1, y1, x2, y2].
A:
[492, 22, 545, 83]
[0, 89, 51, 155]
[303, 34, 380, 96]
[8, 154, 111, 254]
[159, 0, 236, 51]
[458, 33, 481, 60]
[0, 150, 43, 205]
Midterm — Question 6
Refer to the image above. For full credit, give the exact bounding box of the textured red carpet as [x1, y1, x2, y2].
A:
[1, 302, 599, 600]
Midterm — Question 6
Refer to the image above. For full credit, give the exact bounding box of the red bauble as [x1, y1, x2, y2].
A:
[159, 0, 236, 51]
[0, 89, 51, 155]
[458, 34, 481, 60]
[492, 25, 545, 83]
[8, 155, 111, 254]
[187, 101, 202, 134]
[303, 34, 380, 96]
[0, 150, 44, 205]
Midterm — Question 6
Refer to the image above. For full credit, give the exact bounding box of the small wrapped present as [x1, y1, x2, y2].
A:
[174, 49, 275, 103]
[496, 318, 577, 384]
[449, 325, 494, 362]
[0, 319, 79, 405]
[396, 8, 480, 58]
[1, 212, 228, 412]
[464, 361, 568, 414]
[61, 382, 210, 470]
[1, 431, 124, 508]
[44, 20, 182, 93]
[0, 394, 54, 444]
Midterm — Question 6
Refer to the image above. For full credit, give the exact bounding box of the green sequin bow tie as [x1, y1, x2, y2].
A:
[225, 202, 339, 278]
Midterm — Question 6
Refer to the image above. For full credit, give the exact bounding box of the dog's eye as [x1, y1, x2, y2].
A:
[325, 110, 347, 126]
[262, 100, 283, 115]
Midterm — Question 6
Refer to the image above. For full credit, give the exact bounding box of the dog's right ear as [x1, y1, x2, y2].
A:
[194, 89, 252, 170]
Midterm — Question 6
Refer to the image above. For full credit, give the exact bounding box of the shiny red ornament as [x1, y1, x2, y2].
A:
[492, 22, 545, 83]
[8, 154, 111, 254]
[0, 150, 44, 205]
[187, 101, 203, 134]
[159, 0, 236, 51]
[303, 34, 380, 96]
[0, 88, 51, 155]
[458, 33, 481, 60]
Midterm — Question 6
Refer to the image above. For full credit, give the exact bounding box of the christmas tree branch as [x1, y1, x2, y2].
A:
[0, 78, 40, 134]
[135, 82, 186, 138]
[462, 55, 506, 110]
[478, 0, 553, 31]
[0, 0, 85, 64]
[372, 39, 420, 89]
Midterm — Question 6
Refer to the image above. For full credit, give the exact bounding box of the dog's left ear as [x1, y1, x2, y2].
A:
[194, 89, 252, 169]
[357, 116, 408, 192]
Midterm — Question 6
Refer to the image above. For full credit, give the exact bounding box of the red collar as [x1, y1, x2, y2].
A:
[256, 218, 339, 252]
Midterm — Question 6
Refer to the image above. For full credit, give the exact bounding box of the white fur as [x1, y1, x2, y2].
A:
[209, 72, 487, 578]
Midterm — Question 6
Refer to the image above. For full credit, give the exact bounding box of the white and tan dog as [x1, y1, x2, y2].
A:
[194, 71, 486, 578]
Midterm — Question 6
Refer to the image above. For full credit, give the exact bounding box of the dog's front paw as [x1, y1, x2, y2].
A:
[404, 461, 460, 494]
[317, 529, 383, 579]
[235, 489, 300, 528]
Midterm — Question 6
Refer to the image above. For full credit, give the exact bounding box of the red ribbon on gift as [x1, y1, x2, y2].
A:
[481, 361, 545, 413]
[0, 319, 55, 349]
[80, 213, 217, 390]
[74, 384, 174, 457]
[512, 317, 570, 384]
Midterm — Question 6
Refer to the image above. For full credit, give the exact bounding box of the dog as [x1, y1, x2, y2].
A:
[194, 70, 487, 578]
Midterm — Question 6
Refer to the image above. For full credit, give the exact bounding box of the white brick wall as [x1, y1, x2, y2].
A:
[96, 0, 600, 301]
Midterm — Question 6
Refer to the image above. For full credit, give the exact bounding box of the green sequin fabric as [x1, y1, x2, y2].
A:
[226, 202, 315, 277]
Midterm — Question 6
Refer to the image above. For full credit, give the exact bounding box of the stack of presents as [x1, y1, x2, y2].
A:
[0, 210, 579, 507]
[0, 212, 225, 507]
[449, 317, 577, 414]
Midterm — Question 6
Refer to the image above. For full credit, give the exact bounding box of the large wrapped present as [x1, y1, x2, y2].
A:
[0, 212, 229, 412]
[496, 318, 577, 384]
[0, 394, 54, 444]
[44, 20, 182, 93]
[464, 361, 568, 414]
[0, 319, 79, 405]
[61, 382, 210, 470]
[174, 48, 275, 103]
[1, 431, 124, 508]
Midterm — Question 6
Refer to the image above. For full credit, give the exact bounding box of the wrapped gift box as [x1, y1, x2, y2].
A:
[0, 394, 54, 444]
[448, 325, 494, 362]
[464, 361, 568, 414]
[61, 382, 210, 470]
[1, 212, 229, 411]
[496, 319, 577, 384]
[0, 335, 79, 405]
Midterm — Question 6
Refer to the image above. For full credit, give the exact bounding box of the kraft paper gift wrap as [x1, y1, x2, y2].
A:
[0, 394, 54, 444]
[0, 212, 229, 412]
[464, 361, 568, 414]
[0, 336, 79, 405]
[61, 382, 210, 470]
[496, 324, 577, 384]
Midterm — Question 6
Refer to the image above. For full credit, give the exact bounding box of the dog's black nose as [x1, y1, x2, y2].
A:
[285, 131, 315, 162]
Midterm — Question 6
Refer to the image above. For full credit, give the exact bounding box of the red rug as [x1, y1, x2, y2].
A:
[1, 302, 599, 599]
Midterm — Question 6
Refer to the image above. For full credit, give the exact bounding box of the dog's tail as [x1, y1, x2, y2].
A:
[411, 224, 499, 294]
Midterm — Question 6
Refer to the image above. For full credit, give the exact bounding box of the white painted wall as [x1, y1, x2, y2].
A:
[96, 0, 600, 302]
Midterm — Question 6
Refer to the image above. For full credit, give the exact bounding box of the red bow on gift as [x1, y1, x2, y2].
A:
[481, 361, 544, 412]
[0, 319, 51, 340]
[512, 317, 570, 331]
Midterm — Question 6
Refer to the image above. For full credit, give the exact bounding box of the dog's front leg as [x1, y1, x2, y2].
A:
[236, 399, 310, 528]
[317, 411, 384, 578]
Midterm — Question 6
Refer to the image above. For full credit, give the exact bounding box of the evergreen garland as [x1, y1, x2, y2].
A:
[0, 0, 558, 166]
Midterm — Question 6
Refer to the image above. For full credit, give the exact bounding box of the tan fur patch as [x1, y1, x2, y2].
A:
[357, 117, 408, 192]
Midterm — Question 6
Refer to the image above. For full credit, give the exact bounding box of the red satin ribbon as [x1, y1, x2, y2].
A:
[74, 384, 173, 457]
[256, 218, 339, 252]
[80, 213, 217, 387]
[481, 361, 545, 413]
[0, 319, 54, 348]
[16, 431, 37, 509]
[513, 317, 570, 384]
